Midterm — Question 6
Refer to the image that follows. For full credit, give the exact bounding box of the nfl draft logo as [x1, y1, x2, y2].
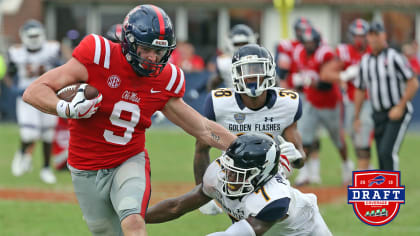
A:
[348, 171, 405, 226]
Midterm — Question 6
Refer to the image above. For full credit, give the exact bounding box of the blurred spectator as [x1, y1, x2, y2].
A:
[402, 43, 420, 75]
[170, 41, 205, 72]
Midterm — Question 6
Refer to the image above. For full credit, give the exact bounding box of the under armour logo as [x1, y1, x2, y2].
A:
[265, 117, 274, 122]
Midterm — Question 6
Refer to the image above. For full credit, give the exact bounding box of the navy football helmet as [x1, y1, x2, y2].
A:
[301, 27, 321, 55]
[19, 19, 46, 51]
[226, 24, 257, 54]
[348, 18, 369, 37]
[217, 133, 280, 197]
[121, 5, 176, 77]
[348, 18, 369, 50]
[293, 17, 311, 42]
[231, 44, 276, 97]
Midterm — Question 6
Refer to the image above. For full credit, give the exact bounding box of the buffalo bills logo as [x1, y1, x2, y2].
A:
[368, 175, 385, 187]
[348, 171, 405, 226]
[234, 113, 245, 124]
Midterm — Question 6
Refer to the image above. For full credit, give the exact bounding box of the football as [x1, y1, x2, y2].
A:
[57, 83, 99, 102]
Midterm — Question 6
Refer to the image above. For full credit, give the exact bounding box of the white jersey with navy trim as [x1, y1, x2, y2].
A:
[8, 41, 61, 90]
[205, 87, 301, 142]
[202, 160, 325, 236]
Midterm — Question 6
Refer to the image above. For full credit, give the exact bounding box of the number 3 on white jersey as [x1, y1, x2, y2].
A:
[104, 101, 140, 145]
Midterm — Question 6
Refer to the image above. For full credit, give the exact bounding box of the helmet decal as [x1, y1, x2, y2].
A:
[150, 5, 166, 39]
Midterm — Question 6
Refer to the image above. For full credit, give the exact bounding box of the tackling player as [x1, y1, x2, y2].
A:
[322, 18, 373, 170]
[9, 20, 62, 184]
[146, 133, 332, 236]
[292, 27, 353, 185]
[23, 4, 236, 236]
[207, 24, 257, 90]
[194, 44, 305, 214]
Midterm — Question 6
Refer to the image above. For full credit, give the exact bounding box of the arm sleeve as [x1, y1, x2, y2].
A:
[293, 96, 302, 122]
[393, 51, 414, 81]
[203, 93, 216, 121]
[255, 197, 290, 222]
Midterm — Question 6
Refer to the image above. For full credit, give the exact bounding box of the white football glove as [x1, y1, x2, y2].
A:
[292, 73, 312, 87]
[339, 64, 359, 82]
[279, 153, 292, 178]
[56, 84, 102, 119]
[277, 136, 302, 163]
[199, 200, 223, 215]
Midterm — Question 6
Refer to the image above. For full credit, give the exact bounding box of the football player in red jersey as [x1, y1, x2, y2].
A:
[23, 4, 236, 236]
[322, 19, 373, 170]
[291, 27, 353, 186]
[275, 17, 324, 185]
[275, 17, 311, 88]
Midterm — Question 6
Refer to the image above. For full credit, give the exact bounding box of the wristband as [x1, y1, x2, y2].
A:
[56, 100, 69, 118]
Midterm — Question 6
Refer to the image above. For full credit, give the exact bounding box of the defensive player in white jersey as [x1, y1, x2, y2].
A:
[9, 20, 61, 183]
[146, 133, 332, 236]
[207, 24, 257, 90]
[195, 44, 305, 214]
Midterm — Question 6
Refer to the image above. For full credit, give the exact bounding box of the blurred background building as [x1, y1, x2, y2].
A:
[0, 0, 419, 125]
[1, 0, 420, 57]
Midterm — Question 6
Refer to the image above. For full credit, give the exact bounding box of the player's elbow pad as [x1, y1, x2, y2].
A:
[206, 219, 256, 236]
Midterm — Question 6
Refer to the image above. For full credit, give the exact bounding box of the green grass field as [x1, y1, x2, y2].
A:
[0, 123, 419, 235]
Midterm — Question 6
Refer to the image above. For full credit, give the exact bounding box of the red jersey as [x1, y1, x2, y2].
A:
[276, 39, 301, 88]
[293, 44, 341, 108]
[69, 34, 185, 170]
[336, 44, 370, 101]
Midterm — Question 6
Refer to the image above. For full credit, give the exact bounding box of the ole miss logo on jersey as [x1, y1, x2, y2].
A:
[348, 171, 405, 226]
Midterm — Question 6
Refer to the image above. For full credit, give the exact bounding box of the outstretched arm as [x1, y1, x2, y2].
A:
[145, 184, 211, 223]
[162, 97, 236, 150]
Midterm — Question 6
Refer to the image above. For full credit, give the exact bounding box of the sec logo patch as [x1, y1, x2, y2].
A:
[348, 171, 405, 226]
[107, 75, 121, 88]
